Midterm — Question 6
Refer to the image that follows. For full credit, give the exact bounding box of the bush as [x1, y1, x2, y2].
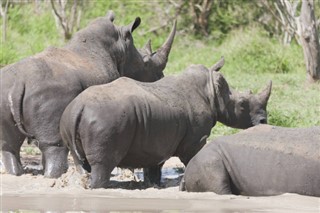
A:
[219, 27, 304, 75]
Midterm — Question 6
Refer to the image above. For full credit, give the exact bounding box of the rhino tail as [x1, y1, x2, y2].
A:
[8, 82, 34, 138]
[69, 105, 91, 173]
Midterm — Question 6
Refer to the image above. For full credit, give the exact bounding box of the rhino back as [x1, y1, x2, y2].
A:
[71, 75, 213, 167]
[215, 125, 320, 196]
[75, 78, 186, 167]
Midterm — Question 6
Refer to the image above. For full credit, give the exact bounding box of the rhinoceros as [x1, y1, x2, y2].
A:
[59, 57, 272, 188]
[0, 11, 176, 178]
[181, 124, 320, 197]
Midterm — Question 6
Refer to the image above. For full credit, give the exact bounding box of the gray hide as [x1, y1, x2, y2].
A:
[59, 57, 272, 188]
[0, 11, 176, 178]
[182, 124, 320, 197]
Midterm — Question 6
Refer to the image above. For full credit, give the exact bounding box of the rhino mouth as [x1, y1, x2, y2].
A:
[259, 118, 267, 124]
[252, 117, 267, 126]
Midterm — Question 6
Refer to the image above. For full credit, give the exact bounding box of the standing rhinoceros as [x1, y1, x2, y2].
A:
[181, 124, 320, 197]
[59, 57, 272, 188]
[0, 11, 176, 178]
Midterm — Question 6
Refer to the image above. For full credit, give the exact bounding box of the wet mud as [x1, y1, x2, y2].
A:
[1, 144, 319, 212]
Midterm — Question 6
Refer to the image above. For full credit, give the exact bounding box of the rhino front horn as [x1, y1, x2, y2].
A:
[152, 20, 177, 69]
[259, 80, 272, 104]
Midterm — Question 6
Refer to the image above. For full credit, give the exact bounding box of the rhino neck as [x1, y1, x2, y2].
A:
[64, 37, 120, 87]
[209, 72, 234, 127]
[178, 65, 214, 102]
[206, 70, 218, 118]
[216, 91, 239, 128]
[176, 66, 217, 129]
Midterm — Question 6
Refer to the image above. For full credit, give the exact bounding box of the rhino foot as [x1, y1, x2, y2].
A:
[1, 150, 24, 175]
[143, 163, 164, 186]
[41, 145, 69, 178]
[90, 164, 114, 189]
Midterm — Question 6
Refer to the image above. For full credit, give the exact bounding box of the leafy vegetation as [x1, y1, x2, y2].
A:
[1, 1, 319, 140]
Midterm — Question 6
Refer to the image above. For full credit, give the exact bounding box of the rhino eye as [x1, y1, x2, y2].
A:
[124, 31, 132, 41]
[239, 100, 245, 108]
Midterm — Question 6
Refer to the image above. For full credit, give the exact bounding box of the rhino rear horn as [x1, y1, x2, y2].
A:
[210, 57, 225, 72]
[143, 39, 152, 55]
[106, 10, 115, 22]
[152, 20, 177, 69]
[259, 81, 272, 104]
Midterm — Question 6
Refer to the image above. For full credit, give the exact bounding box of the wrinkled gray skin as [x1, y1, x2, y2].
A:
[60, 58, 272, 188]
[182, 125, 320, 197]
[0, 11, 176, 178]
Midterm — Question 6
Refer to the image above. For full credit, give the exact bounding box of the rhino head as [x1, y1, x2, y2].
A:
[209, 57, 272, 129]
[123, 20, 177, 82]
[67, 11, 176, 82]
[228, 82, 272, 128]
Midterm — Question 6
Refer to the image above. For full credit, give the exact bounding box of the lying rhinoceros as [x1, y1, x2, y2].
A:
[59, 57, 272, 188]
[0, 11, 176, 178]
[182, 124, 320, 197]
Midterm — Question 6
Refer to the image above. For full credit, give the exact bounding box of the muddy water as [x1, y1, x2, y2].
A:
[2, 192, 320, 212]
[1, 157, 320, 212]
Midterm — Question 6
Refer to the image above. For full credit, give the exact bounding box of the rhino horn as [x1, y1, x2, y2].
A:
[259, 81, 272, 104]
[210, 57, 225, 72]
[152, 20, 177, 68]
[106, 10, 115, 22]
[143, 39, 152, 55]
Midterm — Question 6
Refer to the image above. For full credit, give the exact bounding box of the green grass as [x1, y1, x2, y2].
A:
[0, 4, 63, 66]
[21, 145, 41, 156]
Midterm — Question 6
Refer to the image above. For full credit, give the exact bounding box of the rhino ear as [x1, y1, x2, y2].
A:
[259, 80, 272, 104]
[210, 56, 225, 72]
[129, 17, 141, 33]
[106, 10, 115, 22]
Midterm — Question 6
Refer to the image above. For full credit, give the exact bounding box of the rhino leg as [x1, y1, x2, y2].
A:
[143, 163, 164, 186]
[86, 140, 132, 188]
[0, 121, 25, 175]
[90, 163, 115, 188]
[69, 150, 91, 174]
[40, 143, 69, 178]
[1, 149, 24, 175]
[184, 151, 232, 194]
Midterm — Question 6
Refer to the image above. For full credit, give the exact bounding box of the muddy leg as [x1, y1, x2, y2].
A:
[90, 163, 115, 189]
[1, 149, 24, 175]
[143, 163, 164, 186]
[40, 143, 69, 178]
[1, 126, 25, 175]
[70, 150, 90, 174]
